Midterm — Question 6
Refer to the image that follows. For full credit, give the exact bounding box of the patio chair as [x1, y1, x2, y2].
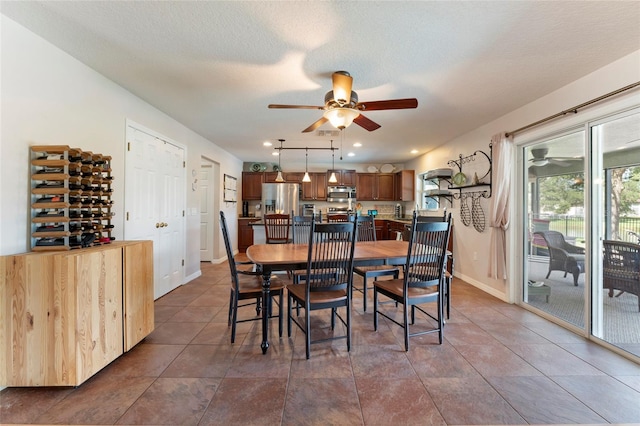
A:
[603, 240, 640, 311]
[534, 230, 585, 286]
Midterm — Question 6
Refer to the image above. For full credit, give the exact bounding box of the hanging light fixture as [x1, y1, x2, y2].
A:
[328, 139, 338, 183]
[275, 139, 285, 182]
[323, 108, 360, 130]
[302, 148, 311, 182]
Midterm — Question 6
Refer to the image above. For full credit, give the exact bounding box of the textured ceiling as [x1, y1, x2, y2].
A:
[2, 1, 639, 166]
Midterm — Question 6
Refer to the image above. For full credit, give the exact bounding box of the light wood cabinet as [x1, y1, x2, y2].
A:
[395, 170, 415, 201]
[0, 241, 153, 387]
[241, 172, 263, 200]
[301, 172, 327, 201]
[357, 173, 395, 201]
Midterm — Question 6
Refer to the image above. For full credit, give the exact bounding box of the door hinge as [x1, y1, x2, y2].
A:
[182, 259, 185, 266]
[126, 212, 129, 221]
[127, 142, 131, 151]
[183, 161, 186, 168]
[183, 210, 185, 217]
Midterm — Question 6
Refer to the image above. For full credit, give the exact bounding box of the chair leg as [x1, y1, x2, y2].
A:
[305, 303, 311, 359]
[373, 288, 379, 331]
[278, 290, 283, 338]
[346, 301, 351, 352]
[446, 277, 452, 319]
[362, 274, 368, 312]
[228, 290, 234, 326]
[230, 294, 239, 344]
[331, 307, 336, 330]
[287, 293, 293, 337]
[403, 302, 410, 352]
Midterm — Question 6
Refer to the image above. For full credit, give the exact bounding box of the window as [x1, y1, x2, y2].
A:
[417, 173, 440, 210]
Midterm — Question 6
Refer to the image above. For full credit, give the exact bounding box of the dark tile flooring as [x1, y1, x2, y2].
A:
[2, 261, 640, 425]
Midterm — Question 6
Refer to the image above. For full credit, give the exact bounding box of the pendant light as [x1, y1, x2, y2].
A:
[302, 148, 311, 182]
[328, 139, 338, 183]
[275, 139, 285, 182]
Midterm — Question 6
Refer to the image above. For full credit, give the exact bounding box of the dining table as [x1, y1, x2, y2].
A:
[246, 239, 410, 354]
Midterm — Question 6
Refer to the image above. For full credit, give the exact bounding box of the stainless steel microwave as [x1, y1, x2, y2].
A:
[327, 186, 356, 203]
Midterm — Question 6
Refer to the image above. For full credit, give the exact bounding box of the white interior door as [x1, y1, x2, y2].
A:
[125, 123, 185, 299]
[200, 160, 214, 262]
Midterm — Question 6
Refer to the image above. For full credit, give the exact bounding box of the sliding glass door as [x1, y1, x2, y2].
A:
[522, 107, 640, 359]
[523, 130, 586, 329]
[591, 109, 640, 356]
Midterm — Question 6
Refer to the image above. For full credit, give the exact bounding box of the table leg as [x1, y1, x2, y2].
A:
[261, 265, 272, 354]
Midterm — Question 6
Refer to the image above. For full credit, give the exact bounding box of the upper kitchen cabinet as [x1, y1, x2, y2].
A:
[357, 173, 395, 201]
[395, 170, 415, 201]
[283, 172, 304, 183]
[301, 172, 327, 201]
[242, 172, 263, 200]
[327, 169, 356, 186]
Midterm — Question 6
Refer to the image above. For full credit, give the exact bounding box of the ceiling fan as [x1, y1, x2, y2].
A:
[268, 71, 418, 133]
[529, 148, 581, 167]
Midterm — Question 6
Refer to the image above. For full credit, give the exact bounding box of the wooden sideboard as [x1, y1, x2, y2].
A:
[0, 240, 154, 387]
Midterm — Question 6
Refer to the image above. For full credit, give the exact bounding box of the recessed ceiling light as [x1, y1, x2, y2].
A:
[263, 141, 272, 146]
[353, 142, 362, 147]
[411, 149, 418, 154]
[347, 152, 355, 157]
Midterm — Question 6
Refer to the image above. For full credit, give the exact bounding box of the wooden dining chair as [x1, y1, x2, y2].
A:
[220, 211, 285, 343]
[326, 213, 350, 223]
[264, 213, 292, 244]
[417, 213, 453, 319]
[352, 215, 400, 312]
[287, 219, 357, 359]
[373, 212, 451, 351]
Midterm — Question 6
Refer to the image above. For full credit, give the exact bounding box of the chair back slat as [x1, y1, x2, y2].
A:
[264, 213, 291, 243]
[305, 221, 357, 292]
[292, 213, 313, 244]
[355, 215, 377, 242]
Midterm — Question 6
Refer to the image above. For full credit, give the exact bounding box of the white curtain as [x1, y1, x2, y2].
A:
[488, 132, 514, 279]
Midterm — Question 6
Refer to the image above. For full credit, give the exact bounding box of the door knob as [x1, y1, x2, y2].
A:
[156, 223, 160, 228]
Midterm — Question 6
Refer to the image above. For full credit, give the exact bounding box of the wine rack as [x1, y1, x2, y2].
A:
[31, 145, 114, 251]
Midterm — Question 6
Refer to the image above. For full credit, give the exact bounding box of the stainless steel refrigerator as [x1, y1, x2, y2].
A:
[262, 183, 300, 215]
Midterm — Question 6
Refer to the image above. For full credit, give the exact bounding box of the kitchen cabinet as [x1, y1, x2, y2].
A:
[374, 219, 388, 240]
[264, 171, 281, 183]
[395, 170, 415, 201]
[238, 218, 259, 252]
[356, 173, 395, 201]
[387, 220, 406, 240]
[301, 172, 327, 201]
[0, 241, 153, 387]
[327, 169, 356, 186]
[242, 172, 263, 200]
[283, 172, 304, 183]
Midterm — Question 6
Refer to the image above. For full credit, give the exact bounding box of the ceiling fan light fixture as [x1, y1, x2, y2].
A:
[531, 159, 549, 167]
[324, 108, 359, 130]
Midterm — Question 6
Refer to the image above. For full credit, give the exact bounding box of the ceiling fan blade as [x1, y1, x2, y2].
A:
[356, 98, 418, 111]
[268, 104, 324, 110]
[302, 116, 329, 133]
[332, 71, 353, 105]
[548, 159, 573, 167]
[353, 114, 381, 131]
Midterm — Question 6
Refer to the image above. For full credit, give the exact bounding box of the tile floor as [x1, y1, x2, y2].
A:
[2, 261, 640, 425]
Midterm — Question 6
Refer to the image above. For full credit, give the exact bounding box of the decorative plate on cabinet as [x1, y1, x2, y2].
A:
[367, 165, 379, 173]
[250, 163, 262, 172]
[380, 163, 395, 173]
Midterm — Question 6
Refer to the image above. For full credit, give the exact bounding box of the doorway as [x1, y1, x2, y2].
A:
[124, 121, 186, 299]
[199, 157, 220, 262]
[521, 107, 640, 359]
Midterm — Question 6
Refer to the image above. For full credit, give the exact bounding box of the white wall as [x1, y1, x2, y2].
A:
[0, 16, 243, 281]
[406, 50, 640, 301]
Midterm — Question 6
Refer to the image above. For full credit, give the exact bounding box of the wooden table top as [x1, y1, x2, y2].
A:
[246, 240, 409, 266]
